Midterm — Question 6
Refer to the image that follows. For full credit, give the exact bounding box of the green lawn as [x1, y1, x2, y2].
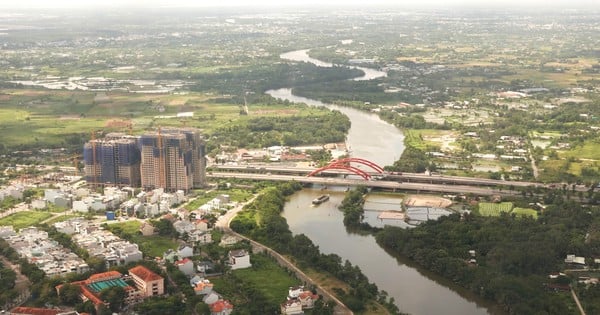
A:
[478, 202, 514, 217]
[0, 211, 53, 230]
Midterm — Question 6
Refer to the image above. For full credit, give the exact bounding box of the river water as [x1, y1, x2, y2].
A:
[267, 50, 496, 314]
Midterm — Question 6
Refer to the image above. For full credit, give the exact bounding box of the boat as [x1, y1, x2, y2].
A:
[312, 194, 330, 205]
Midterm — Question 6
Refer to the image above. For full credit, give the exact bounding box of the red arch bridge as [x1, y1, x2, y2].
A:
[307, 157, 384, 180]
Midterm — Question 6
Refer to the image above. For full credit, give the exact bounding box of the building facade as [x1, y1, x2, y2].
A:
[83, 133, 141, 187]
[140, 128, 206, 192]
[83, 129, 206, 191]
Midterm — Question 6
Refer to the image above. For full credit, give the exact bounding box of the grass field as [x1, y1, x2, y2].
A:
[232, 254, 298, 306]
[0, 211, 53, 230]
[560, 141, 600, 160]
[106, 221, 177, 258]
[512, 208, 538, 219]
[185, 189, 253, 211]
[0, 88, 338, 150]
[478, 202, 514, 217]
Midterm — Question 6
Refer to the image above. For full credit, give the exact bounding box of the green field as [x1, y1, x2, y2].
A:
[210, 253, 298, 308]
[106, 221, 177, 258]
[512, 208, 538, 219]
[478, 202, 514, 217]
[0, 211, 53, 230]
[185, 189, 253, 211]
[560, 140, 600, 160]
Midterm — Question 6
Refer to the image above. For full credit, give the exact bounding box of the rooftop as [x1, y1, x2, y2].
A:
[129, 265, 163, 282]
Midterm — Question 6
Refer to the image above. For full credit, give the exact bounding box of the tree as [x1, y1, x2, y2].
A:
[152, 219, 177, 238]
[59, 283, 81, 305]
[100, 286, 126, 313]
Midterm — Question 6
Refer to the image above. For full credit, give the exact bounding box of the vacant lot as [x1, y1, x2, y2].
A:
[404, 195, 453, 208]
[0, 211, 53, 230]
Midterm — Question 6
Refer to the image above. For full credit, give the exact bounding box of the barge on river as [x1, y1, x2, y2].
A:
[312, 194, 330, 205]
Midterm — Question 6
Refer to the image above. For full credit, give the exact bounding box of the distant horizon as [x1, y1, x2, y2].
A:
[1, 0, 599, 9]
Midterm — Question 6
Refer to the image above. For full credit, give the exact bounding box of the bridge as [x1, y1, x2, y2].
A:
[208, 172, 530, 197]
[209, 157, 590, 195]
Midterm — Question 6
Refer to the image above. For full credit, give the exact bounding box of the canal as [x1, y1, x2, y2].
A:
[266, 49, 498, 314]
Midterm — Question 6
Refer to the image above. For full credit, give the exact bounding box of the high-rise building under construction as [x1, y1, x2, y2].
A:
[83, 129, 205, 191]
[139, 128, 206, 192]
[83, 133, 141, 187]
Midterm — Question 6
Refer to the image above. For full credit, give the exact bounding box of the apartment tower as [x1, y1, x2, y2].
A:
[139, 128, 205, 192]
[83, 133, 141, 187]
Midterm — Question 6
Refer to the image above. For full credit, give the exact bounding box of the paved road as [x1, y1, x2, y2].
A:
[216, 199, 354, 315]
[210, 172, 526, 196]
[571, 288, 587, 315]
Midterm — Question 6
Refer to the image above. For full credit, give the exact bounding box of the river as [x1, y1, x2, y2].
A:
[266, 50, 496, 314]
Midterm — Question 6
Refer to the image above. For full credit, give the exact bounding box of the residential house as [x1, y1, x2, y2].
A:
[139, 222, 156, 236]
[197, 261, 215, 274]
[191, 277, 214, 295]
[175, 258, 195, 276]
[178, 245, 194, 258]
[194, 219, 209, 232]
[229, 249, 251, 270]
[190, 230, 212, 244]
[203, 292, 220, 305]
[298, 291, 319, 309]
[163, 249, 177, 263]
[281, 299, 303, 315]
[219, 235, 240, 247]
[210, 300, 234, 315]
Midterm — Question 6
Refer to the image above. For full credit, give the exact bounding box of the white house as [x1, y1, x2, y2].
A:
[281, 299, 303, 315]
[190, 230, 212, 244]
[175, 257, 195, 276]
[229, 249, 251, 270]
[72, 199, 90, 213]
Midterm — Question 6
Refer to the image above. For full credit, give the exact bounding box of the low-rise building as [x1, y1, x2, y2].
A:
[178, 244, 194, 258]
[2, 227, 89, 277]
[175, 258, 195, 276]
[228, 249, 251, 270]
[129, 265, 165, 297]
[210, 300, 234, 315]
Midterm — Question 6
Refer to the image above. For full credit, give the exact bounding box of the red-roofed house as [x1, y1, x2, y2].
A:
[298, 291, 319, 309]
[210, 300, 234, 315]
[129, 265, 164, 297]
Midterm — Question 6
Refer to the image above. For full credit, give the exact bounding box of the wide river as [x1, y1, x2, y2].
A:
[266, 50, 497, 314]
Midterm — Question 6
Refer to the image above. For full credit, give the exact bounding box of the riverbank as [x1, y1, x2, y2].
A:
[229, 182, 402, 314]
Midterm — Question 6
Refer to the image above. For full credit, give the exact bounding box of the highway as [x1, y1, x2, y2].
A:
[210, 164, 589, 192]
[208, 172, 524, 197]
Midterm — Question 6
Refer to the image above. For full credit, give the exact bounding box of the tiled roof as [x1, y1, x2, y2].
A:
[175, 257, 192, 265]
[129, 265, 163, 282]
[210, 300, 233, 312]
[10, 307, 63, 315]
[88, 270, 122, 282]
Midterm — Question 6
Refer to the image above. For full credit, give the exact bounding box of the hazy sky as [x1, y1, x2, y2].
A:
[1, 0, 598, 9]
